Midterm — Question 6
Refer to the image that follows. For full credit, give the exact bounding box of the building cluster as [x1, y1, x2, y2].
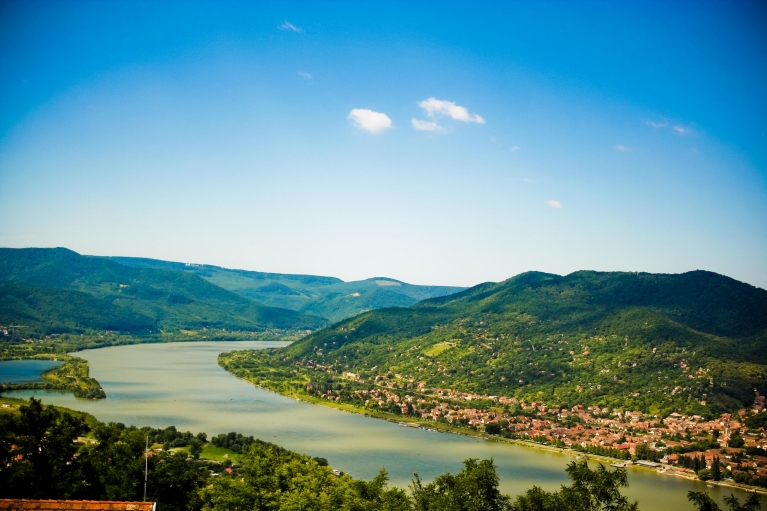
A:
[312, 373, 767, 483]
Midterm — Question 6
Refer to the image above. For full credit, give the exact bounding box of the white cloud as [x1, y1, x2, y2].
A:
[298, 71, 312, 79]
[646, 120, 667, 128]
[417, 98, 485, 124]
[411, 118, 445, 132]
[546, 200, 563, 209]
[674, 125, 692, 135]
[278, 21, 302, 33]
[615, 145, 634, 152]
[510, 145, 520, 152]
[520, 177, 536, 183]
[348, 109, 392, 133]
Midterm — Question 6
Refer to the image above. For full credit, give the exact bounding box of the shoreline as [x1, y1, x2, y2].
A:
[0, 336, 292, 398]
[241, 377, 767, 497]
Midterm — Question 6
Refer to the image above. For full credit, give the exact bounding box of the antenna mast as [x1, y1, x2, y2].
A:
[143, 435, 148, 502]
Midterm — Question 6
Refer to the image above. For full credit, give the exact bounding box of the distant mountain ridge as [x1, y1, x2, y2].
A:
[103, 256, 466, 323]
[227, 269, 767, 415]
[0, 248, 327, 335]
[0, 248, 466, 336]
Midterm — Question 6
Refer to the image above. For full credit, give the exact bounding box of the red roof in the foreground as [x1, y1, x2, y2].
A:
[0, 501, 155, 511]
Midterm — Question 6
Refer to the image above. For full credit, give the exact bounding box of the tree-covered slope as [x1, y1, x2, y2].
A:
[105, 256, 466, 322]
[0, 282, 155, 336]
[0, 248, 326, 333]
[223, 270, 767, 415]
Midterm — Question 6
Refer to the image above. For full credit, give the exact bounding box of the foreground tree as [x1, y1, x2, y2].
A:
[687, 491, 761, 511]
[199, 442, 411, 511]
[511, 461, 639, 511]
[0, 398, 89, 498]
[411, 458, 510, 511]
[0, 399, 206, 508]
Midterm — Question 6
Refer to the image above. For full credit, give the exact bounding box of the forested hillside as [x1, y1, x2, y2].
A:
[0, 283, 154, 337]
[0, 248, 326, 334]
[106, 256, 465, 322]
[222, 270, 767, 416]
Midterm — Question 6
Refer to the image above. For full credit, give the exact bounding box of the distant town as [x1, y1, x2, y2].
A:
[307, 369, 767, 490]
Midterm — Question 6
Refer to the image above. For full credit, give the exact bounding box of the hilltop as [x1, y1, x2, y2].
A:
[104, 256, 465, 323]
[0, 248, 326, 335]
[0, 247, 464, 336]
[221, 270, 767, 416]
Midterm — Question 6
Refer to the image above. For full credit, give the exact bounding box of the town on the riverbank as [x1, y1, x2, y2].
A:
[304, 371, 767, 490]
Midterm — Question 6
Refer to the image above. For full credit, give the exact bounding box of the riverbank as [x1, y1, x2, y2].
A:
[233, 373, 767, 497]
[0, 331, 296, 398]
[6, 339, 763, 509]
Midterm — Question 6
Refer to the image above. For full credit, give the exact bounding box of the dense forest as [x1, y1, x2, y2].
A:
[0, 398, 759, 511]
[0, 247, 465, 335]
[221, 270, 767, 416]
[0, 247, 326, 335]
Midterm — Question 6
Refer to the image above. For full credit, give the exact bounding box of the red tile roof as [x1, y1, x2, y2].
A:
[0, 501, 155, 511]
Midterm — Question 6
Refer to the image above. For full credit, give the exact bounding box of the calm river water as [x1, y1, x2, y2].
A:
[5, 341, 764, 510]
[0, 359, 62, 383]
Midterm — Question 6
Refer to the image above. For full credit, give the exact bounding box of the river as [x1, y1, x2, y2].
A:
[4, 341, 763, 510]
[0, 359, 62, 383]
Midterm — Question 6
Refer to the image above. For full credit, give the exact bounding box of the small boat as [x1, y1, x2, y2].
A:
[611, 462, 627, 468]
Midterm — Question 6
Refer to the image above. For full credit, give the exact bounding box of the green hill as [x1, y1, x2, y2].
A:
[105, 256, 466, 322]
[0, 248, 326, 334]
[0, 282, 155, 336]
[221, 270, 767, 416]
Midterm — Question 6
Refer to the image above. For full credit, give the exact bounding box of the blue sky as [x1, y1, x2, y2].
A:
[1, 1, 765, 288]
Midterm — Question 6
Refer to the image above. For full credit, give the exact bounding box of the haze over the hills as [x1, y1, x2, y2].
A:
[104, 255, 465, 323]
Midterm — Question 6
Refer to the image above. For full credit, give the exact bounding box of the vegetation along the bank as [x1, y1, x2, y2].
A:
[0, 398, 762, 511]
[219, 269, 767, 491]
[221, 270, 767, 417]
[0, 330, 298, 399]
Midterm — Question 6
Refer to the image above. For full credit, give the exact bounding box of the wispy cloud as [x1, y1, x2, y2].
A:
[615, 145, 634, 152]
[417, 98, 485, 124]
[546, 200, 563, 209]
[510, 145, 520, 152]
[298, 71, 312, 79]
[348, 109, 392, 133]
[278, 21, 302, 33]
[647, 119, 696, 136]
[411, 118, 445, 132]
[520, 177, 536, 183]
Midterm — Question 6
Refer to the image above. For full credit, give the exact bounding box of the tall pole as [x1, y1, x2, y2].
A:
[143, 435, 148, 502]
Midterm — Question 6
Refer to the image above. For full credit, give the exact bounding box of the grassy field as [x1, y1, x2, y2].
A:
[0, 395, 26, 415]
[200, 444, 240, 462]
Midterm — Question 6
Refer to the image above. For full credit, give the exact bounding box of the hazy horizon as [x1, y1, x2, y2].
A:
[4, 245, 765, 292]
[1, 1, 765, 289]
